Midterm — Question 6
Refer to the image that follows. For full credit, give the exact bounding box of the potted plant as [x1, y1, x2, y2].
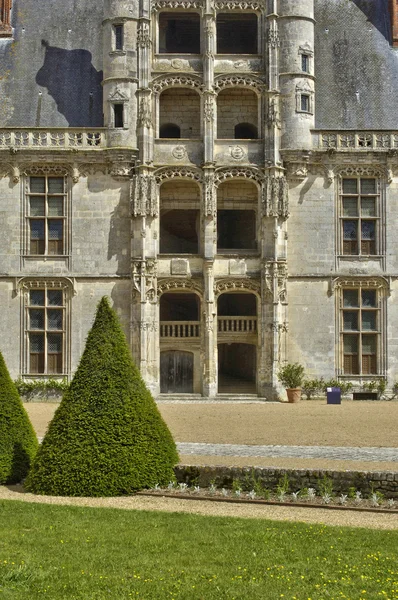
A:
[277, 363, 305, 403]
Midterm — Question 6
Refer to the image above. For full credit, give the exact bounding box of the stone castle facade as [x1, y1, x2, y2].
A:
[1, 0, 398, 398]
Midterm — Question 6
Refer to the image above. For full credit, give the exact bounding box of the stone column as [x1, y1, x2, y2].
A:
[203, 260, 217, 397]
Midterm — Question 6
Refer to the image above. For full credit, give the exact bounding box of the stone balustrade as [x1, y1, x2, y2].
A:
[316, 130, 398, 150]
[217, 316, 257, 333]
[0, 128, 107, 149]
[160, 321, 201, 338]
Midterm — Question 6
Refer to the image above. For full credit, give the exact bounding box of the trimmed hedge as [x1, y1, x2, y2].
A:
[26, 297, 179, 497]
[0, 351, 38, 484]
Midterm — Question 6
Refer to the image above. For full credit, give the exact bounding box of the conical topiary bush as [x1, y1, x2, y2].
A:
[26, 297, 179, 497]
[0, 351, 38, 484]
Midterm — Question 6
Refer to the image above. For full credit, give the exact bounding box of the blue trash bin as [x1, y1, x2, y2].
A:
[327, 387, 341, 404]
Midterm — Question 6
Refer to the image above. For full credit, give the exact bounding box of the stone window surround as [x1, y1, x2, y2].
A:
[336, 174, 384, 260]
[22, 170, 71, 264]
[18, 278, 74, 379]
[335, 279, 388, 379]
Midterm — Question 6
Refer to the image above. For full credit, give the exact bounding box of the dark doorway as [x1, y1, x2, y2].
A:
[159, 123, 181, 138]
[235, 122, 258, 139]
[160, 350, 194, 393]
[218, 343, 256, 393]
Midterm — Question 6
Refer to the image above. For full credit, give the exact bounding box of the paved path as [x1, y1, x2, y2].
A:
[177, 442, 398, 463]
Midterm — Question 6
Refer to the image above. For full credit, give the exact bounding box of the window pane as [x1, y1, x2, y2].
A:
[342, 198, 358, 216]
[360, 179, 376, 194]
[30, 333, 45, 352]
[361, 220, 375, 240]
[30, 290, 45, 306]
[30, 220, 45, 240]
[343, 220, 357, 240]
[343, 311, 358, 331]
[301, 95, 309, 111]
[343, 179, 357, 194]
[48, 309, 63, 330]
[48, 220, 63, 240]
[30, 177, 45, 193]
[47, 353, 63, 374]
[48, 333, 62, 353]
[343, 290, 359, 307]
[48, 197, 63, 216]
[48, 177, 64, 194]
[362, 311, 377, 331]
[344, 334, 358, 353]
[30, 197, 45, 216]
[361, 197, 376, 216]
[362, 290, 376, 307]
[362, 335, 376, 354]
[29, 309, 45, 330]
[48, 290, 63, 306]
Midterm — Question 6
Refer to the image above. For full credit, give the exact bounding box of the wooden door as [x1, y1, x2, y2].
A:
[160, 351, 194, 393]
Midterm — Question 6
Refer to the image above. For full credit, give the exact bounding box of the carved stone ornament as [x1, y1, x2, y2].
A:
[286, 162, 308, 181]
[151, 0, 203, 11]
[267, 29, 280, 48]
[108, 86, 129, 102]
[214, 74, 264, 94]
[137, 22, 151, 48]
[155, 166, 203, 185]
[132, 259, 157, 303]
[203, 93, 215, 123]
[15, 276, 76, 297]
[230, 145, 246, 160]
[214, 278, 260, 297]
[262, 176, 289, 218]
[137, 95, 152, 129]
[329, 276, 390, 297]
[0, 162, 20, 183]
[270, 321, 288, 333]
[132, 320, 158, 332]
[0, 0, 12, 36]
[172, 145, 186, 160]
[157, 278, 203, 297]
[335, 165, 385, 179]
[215, 0, 263, 11]
[268, 96, 281, 129]
[109, 162, 134, 178]
[203, 170, 216, 216]
[262, 261, 288, 302]
[152, 74, 203, 94]
[131, 174, 158, 217]
[214, 166, 263, 187]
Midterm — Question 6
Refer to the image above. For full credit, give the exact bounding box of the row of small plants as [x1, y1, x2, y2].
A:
[148, 474, 397, 509]
[14, 377, 69, 399]
[278, 363, 398, 398]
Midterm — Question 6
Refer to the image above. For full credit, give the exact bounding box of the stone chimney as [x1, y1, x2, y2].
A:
[390, 0, 398, 47]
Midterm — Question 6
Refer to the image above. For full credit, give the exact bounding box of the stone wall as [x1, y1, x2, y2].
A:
[216, 89, 258, 139]
[175, 464, 398, 498]
[159, 89, 201, 138]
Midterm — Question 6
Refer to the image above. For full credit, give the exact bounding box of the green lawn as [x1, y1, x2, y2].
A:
[0, 500, 397, 600]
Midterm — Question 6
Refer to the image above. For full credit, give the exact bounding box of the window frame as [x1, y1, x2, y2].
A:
[335, 279, 388, 380]
[339, 176, 381, 258]
[23, 170, 71, 262]
[19, 279, 73, 379]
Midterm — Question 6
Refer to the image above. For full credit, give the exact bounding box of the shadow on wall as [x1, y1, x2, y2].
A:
[352, 0, 392, 43]
[36, 40, 103, 127]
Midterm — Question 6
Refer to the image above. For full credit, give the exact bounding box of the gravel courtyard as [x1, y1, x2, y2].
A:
[25, 399, 398, 472]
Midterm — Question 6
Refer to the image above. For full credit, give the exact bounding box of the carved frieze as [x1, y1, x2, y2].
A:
[262, 176, 289, 218]
[214, 74, 264, 93]
[157, 278, 203, 296]
[203, 170, 216, 216]
[262, 261, 288, 303]
[137, 22, 151, 49]
[214, 166, 263, 187]
[267, 29, 280, 48]
[152, 74, 203, 94]
[214, 278, 260, 297]
[215, 0, 263, 10]
[267, 96, 281, 129]
[203, 93, 215, 123]
[137, 95, 153, 129]
[154, 166, 203, 184]
[329, 276, 390, 296]
[151, 0, 203, 11]
[131, 173, 158, 217]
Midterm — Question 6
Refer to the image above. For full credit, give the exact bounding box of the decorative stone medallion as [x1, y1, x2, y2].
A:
[172, 145, 187, 160]
[230, 145, 246, 160]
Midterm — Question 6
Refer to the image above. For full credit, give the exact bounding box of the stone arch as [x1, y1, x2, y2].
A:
[152, 74, 203, 94]
[157, 278, 204, 298]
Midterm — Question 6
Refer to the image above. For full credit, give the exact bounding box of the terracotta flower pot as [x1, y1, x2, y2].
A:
[286, 388, 301, 403]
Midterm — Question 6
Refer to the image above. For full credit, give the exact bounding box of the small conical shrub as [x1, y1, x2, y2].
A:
[26, 297, 179, 497]
[0, 352, 38, 484]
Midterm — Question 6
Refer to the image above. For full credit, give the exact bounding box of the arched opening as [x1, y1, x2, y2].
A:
[234, 122, 258, 139]
[217, 180, 257, 252]
[160, 293, 199, 321]
[217, 88, 258, 139]
[216, 13, 258, 54]
[159, 89, 201, 138]
[159, 123, 181, 138]
[218, 343, 256, 393]
[159, 180, 200, 254]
